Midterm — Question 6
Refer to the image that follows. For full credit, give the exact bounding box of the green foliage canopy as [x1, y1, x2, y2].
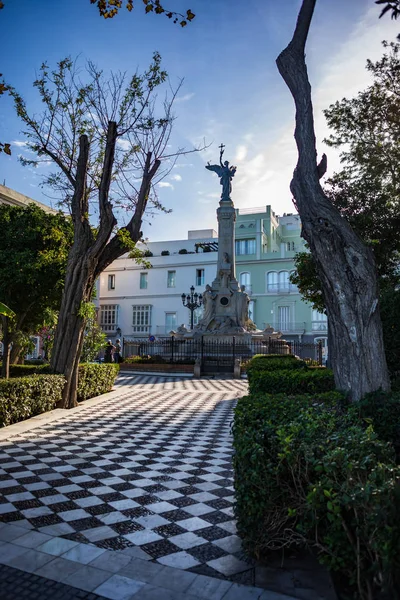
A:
[0, 204, 73, 336]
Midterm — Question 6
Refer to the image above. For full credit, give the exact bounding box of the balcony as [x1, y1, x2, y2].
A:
[268, 322, 306, 334]
[266, 284, 298, 294]
[312, 321, 328, 331]
[100, 323, 120, 333]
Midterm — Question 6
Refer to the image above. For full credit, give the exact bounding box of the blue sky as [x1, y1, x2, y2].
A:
[1, 0, 399, 240]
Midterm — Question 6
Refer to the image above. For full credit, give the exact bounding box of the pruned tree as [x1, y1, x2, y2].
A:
[6, 53, 203, 407]
[276, 0, 390, 401]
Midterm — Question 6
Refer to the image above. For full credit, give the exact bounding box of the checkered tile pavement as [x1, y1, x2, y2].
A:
[0, 375, 251, 581]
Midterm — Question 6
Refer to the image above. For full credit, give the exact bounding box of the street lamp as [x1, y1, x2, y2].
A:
[181, 285, 203, 330]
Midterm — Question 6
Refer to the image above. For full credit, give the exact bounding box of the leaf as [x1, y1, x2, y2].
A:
[145, 3, 153, 12]
[186, 9, 195, 21]
[3, 143, 11, 155]
[180, 20, 187, 27]
[0, 302, 16, 318]
[0, 83, 7, 95]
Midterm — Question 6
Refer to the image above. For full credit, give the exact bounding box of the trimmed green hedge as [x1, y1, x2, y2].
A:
[77, 363, 120, 401]
[246, 354, 307, 372]
[9, 364, 52, 377]
[0, 374, 66, 427]
[233, 391, 400, 598]
[247, 367, 335, 395]
[6, 362, 120, 404]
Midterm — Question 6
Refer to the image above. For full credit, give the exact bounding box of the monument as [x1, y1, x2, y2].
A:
[192, 144, 256, 337]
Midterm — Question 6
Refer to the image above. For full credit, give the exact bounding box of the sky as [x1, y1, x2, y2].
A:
[1, 0, 399, 241]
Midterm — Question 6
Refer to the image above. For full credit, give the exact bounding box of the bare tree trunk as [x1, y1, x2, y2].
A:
[50, 125, 160, 408]
[276, 0, 390, 400]
[10, 340, 23, 364]
[1, 316, 11, 379]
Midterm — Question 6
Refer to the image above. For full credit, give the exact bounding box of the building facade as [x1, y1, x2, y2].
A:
[98, 206, 328, 352]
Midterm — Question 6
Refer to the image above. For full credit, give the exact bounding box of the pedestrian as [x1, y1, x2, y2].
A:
[114, 339, 122, 363]
[104, 340, 115, 363]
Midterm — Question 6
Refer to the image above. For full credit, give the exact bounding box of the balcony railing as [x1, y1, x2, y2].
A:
[266, 284, 298, 294]
[312, 321, 328, 331]
[100, 323, 120, 332]
[267, 321, 306, 334]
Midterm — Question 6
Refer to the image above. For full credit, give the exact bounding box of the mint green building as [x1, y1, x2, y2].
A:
[234, 206, 327, 352]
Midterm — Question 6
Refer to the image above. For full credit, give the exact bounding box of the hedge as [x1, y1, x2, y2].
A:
[0, 374, 66, 427]
[246, 354, 307, 372]
[232, 391, 400, 599]
[6, 363, 120, 403]
[77, 363, 120, 401]
[247, 366, 335, 395]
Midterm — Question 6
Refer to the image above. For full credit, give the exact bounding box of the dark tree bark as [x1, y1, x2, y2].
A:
[50, 126, 161, 408]
[276, 0, 390, 400]
[1, 316, 11, 379]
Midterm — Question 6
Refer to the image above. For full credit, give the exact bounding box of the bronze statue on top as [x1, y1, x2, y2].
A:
[206, 143, 237, 202]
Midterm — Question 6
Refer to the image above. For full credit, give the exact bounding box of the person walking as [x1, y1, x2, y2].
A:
[104, 340, 115, 363]
[114, 339, 122, 363]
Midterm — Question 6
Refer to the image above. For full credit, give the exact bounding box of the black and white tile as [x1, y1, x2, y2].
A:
[0, 375, 251, 580]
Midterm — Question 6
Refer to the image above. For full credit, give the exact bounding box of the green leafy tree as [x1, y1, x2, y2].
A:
[91, 0, 195, 26]
[81, 307, 106, 363]
[6, 55, 203, 407]
[0, 204, 73, 378]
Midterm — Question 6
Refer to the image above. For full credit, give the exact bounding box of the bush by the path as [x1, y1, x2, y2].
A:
[0, 374, 66, 427]
[9, 364, 52, 377]
[247, 366, 335, 395]
[233, 391, 400, 598]
[77, 363, 120, 401]
[246, 354, 307, 372]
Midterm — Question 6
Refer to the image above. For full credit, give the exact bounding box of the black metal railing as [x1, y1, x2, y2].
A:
[122, 337, 322, 365]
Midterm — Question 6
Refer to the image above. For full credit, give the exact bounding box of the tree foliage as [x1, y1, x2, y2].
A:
[91, 0, 195, 26]
[376, 0, 400, 19]
[0, 204, 73, 335]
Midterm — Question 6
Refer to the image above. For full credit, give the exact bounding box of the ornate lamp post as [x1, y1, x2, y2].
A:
[181, 286, 203, 330]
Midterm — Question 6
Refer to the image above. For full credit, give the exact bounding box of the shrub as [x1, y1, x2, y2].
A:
[233, 392, 400, 599]
[248, 367, 335, 395]
[0, 374, 66, 427]
[77, 363, 120, 401]
[161, 250, 170, 256]
[354, 390, 400, 460]
[178, 248, 188, 254]
[9, 364, 52, 377]
[203, 246, 212, 252]
[143, 249, 153, 257]
[247, 354, 307, 372]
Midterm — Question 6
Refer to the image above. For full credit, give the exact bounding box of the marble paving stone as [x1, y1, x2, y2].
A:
[207, 554, 251, 577]
[61, 542, 105, 564]
[37, 536, 78, 556]
[8, 548, 54, 572]
[157, 550, 200, 570]
[94, 573, 145, 600]
[63, 564, 113, 592]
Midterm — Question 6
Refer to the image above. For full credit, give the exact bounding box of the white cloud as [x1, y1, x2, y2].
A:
[117, 139, 131, 151]
[170, 174, 182, 182]
[12, 140, 28, 147]
[158, 181, 174, 189]
[235, 145, 248, 161]
[175, 92, 195, 103]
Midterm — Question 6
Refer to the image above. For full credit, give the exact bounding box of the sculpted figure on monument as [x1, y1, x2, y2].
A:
[197, 284, 217, 330]
[236, 285, 250, 329]
[205, 144, 237, 202]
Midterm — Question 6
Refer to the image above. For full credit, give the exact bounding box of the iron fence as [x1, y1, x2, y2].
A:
[122, 337, 322, 365]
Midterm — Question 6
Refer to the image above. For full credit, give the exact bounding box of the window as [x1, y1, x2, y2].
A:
[108, 274, 115, 290]
[196, 269, 205, 287]
[132, 305, 152, 333]
[167, 270, 176, 288]
[312, 310, 328, 331]
[279, 271, 290, 292]
[248, 300, 254, 322]
[278, 306, 290, 330]
[193, 306, 204, 326]
[165, 312, 177, 331]
[100, 304, 119, 331]
[239, 272, 251, 288]
[140, 272, 148, 289]
[286, 242, 295, 252]
[235, 238, 256, 255]
[266, 271, 278, 293]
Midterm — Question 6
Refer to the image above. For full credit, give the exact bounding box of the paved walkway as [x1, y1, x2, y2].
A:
[0, 374, 334, 600]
